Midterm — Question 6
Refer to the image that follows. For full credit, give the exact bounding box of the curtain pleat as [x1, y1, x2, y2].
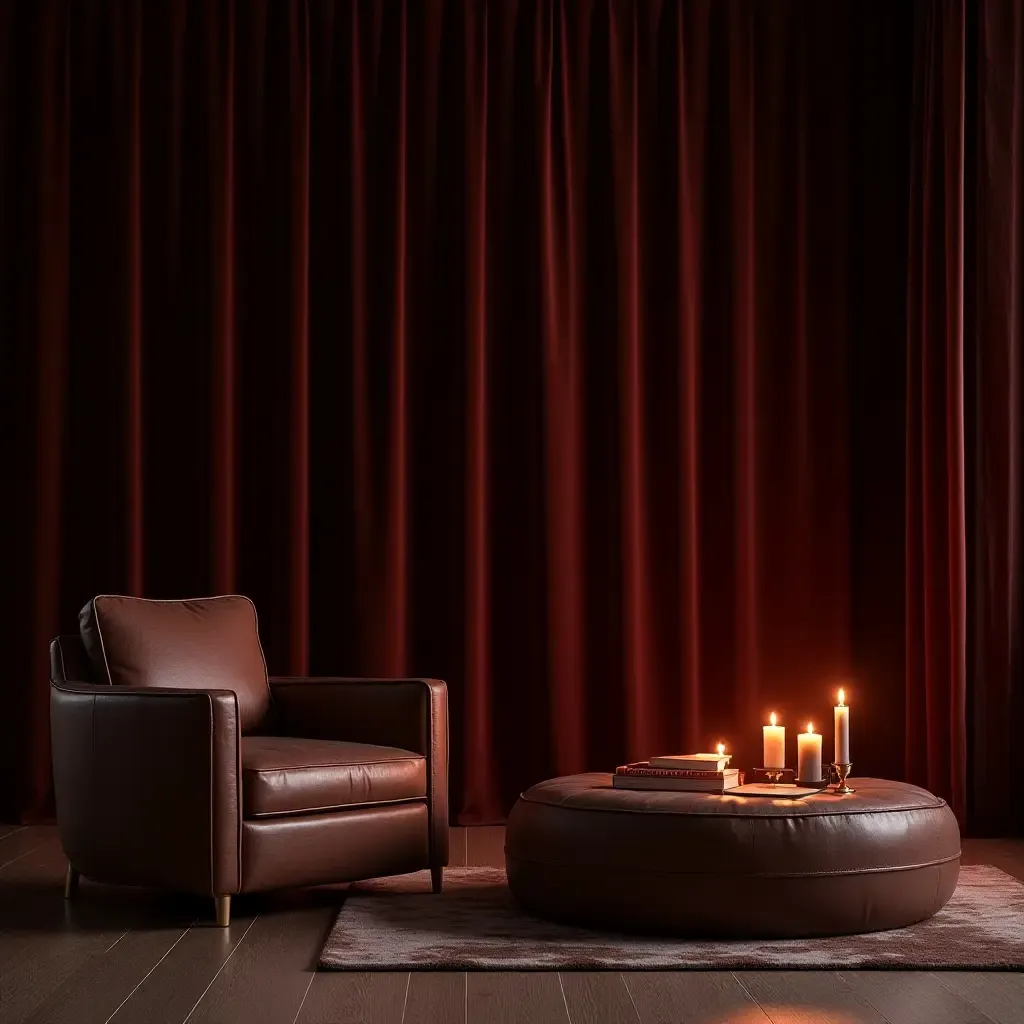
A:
[460, 0, 499, 822]
[539, 0, 587, 778]
[676, 2, 710, 753]
[208, 0, 238, 595]
[970, 0, 1024, 835]
[286, 0, 311, 674]
[7, 1, 70, 822]
[906, 0, 968, 822]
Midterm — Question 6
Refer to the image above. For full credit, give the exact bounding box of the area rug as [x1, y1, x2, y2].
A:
[318, 864, 1024, 971]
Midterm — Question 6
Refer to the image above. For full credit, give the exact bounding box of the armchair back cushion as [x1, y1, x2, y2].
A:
[79, 595, 271, 733]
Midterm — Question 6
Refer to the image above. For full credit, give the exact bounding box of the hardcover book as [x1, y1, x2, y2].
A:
[612, 771, 740, 793]
[648, 754, 732, 772]
[615, 762, 733, 780]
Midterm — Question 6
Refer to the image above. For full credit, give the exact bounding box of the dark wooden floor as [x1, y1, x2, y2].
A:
[1, 823, 1023, 1024]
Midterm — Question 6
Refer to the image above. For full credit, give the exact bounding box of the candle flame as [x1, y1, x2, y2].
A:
[770, 712, 777, 727]
[838, 688, 846, 707]
[807, 722, 814, 733]
[717, 743, 725, 756]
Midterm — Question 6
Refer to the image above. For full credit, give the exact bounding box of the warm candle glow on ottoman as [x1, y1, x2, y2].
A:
[834, 689, 850, 763]
[832, 688, 855, 793]
[763, 712, 785, 769]
[797, 722, 822, 784]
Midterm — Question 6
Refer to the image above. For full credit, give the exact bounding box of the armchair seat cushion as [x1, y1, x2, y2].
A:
[241, 736, 427, 819]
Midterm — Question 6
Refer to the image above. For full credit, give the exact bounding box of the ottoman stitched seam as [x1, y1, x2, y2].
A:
[504, 850, 962, 878]
[931, 808, 944, 913]
[518, 797, 947, 818]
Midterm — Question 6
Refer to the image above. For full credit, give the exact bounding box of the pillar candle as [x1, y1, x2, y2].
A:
[763, 713, 785, 768]
[834, 689, 850, 763]
[797, 723, 822, 783]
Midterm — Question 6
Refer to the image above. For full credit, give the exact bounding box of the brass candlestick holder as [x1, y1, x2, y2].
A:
[830, 762, 855, 794]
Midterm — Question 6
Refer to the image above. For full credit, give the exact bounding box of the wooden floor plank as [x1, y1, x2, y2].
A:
[734, 971, 889, 1024]
[466, 826, 506, 868]
[930, 972, 1024, 1024]
[107, 911, 259, 1024]
[0, 842, 201, 1023]
[403, 972, 466, 1024]
[0, 926, 128, 1021]
[0, 823, 23, 840]
[838, 971, 997, 1024]
[183, 900, 337, 1024]
[294, 971, 409, 1024]
[624, 972, 771, 1024]
[21, 921, 194, 1024]
[0, 841, 111, 1016]
[0, 825, 56, 872]
[467, 972, 569, 1024]
[560, 973, 640, 1024]
[0, 839, 66, 941]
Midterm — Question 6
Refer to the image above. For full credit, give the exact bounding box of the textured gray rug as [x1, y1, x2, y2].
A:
[318, 864, 1024, 971]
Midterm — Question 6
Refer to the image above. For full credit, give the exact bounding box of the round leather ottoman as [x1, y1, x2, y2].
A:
[505, 774, 960, 938]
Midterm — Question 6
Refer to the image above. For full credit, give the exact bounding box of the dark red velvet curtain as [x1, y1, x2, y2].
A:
[903, 0, 1024, 836]
[2, 0, 1020, 831]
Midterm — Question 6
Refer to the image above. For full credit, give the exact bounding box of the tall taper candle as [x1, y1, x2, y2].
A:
[834, 689, 850, 763]
[763, 712, 785, 768]
[798, 723, 822, 784]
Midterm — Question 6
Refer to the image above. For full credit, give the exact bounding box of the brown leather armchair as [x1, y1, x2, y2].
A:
[50, 595, 448, 926]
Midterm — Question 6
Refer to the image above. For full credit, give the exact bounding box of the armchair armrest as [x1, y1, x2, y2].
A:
[50, 680, 241, 897]
[268, 677, 448, 867]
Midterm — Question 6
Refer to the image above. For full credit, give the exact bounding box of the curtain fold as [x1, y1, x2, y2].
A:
[969, 0, 1024, 836]
[538, 0, 588, 778]
[3, 1, 70, 825]
[461, 0, 497, 821]
[905, 0, 968, 822]
[675, 2, 710, 754]
[1, 0, 1018, 831]
[903, 0, 1024, 830]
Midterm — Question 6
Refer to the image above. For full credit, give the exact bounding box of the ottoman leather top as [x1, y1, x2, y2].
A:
[505, 774, 961, 937]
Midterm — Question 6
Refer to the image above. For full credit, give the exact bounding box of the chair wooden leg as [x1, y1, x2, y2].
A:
[64, 865, 80, 900]
[430, 865, 443, 894]
[214, 896, 231, 927]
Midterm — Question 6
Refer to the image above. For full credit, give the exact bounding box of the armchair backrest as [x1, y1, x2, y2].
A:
[75, 594, 272, 733]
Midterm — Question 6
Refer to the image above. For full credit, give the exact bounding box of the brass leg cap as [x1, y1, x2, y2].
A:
[215, 896, 231, 927]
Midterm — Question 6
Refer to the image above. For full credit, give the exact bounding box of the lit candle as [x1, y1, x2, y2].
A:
[834, 689, 850, 764]
[716, 743, 725, 757]
[763, 712, 785, 768]
[797, 722, 822, 784]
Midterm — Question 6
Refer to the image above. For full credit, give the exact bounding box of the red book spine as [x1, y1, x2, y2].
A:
[615, 763, 728, 779]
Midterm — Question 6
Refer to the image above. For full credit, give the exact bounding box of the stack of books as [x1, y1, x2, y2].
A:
[613, 753, 741, 793]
